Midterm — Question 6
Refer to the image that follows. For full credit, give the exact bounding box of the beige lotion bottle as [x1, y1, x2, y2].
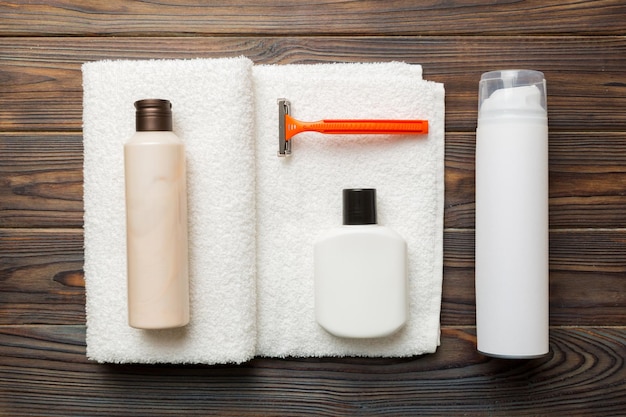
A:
[314, 188, 408, 338]
[124, 99, 189, 329]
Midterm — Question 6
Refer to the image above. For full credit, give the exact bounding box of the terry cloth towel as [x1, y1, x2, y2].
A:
[253, 63, 445, 358]
[82, 57, 258, 364]
[82, 59, 444, 364]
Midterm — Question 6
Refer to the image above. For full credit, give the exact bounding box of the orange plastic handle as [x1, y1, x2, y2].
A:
[285, 114, 429, 141]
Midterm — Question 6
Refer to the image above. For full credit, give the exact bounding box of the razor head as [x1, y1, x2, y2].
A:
[278, 98, 292, 157]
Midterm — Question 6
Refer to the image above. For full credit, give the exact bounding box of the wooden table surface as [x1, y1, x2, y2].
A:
[1, 1, 625, 415]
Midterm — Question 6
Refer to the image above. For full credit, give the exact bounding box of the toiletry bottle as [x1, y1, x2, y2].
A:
[314, 188, 408, 338]
[125, 99, 190, 329]
[475, 70, 549, 358]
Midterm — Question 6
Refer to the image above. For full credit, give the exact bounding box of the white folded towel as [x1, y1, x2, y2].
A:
[82, 59, 444, 364]
[253, 63, 445, 357]
[83, 57, 258, 364]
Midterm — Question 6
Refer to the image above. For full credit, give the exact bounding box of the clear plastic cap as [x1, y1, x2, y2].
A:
[478, 70, 547, 120]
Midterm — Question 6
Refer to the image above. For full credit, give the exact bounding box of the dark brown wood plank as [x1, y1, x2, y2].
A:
[0, 325, 624, 416]
[4, 131, 626, 230]
[0, 133, 83, 228]
[0, 229, 85, 325]
[0, 0, 624, 36]
[1, 228, 624, 326]
[0, 36, 624, 132]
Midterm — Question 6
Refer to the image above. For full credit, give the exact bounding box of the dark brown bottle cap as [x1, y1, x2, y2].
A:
[135, 99, 173, 131]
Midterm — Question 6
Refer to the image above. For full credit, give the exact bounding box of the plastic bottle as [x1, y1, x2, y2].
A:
[475, 70, 549, 357]
[314, 188, 408, 338]
[125, 99, 190, 329]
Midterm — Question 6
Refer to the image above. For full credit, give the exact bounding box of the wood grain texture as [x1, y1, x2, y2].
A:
[0, 133, 83, 228]
[0, 0, 624, 36]
[0, 326, 624, 416]
[0, 229, 84, 324]
[1, 36, 625, 132]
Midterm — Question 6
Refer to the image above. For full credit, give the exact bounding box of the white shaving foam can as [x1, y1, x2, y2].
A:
[475, 70, 549, 358]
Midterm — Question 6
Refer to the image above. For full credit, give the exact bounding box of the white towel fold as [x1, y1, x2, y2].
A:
[253, 62, 445, 357]
[82, 59, 444, 364]
[82, 57, 258, 364]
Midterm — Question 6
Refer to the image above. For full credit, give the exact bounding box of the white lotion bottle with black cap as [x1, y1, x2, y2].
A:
[475, 70, 549, 358]
[125, 99, 189, 329]
[314, 188, 408, 338]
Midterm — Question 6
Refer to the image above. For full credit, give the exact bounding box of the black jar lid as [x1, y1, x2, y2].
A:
[343, 188, 377, 225]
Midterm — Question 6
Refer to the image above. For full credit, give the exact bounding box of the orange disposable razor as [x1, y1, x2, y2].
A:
[278, 98, 428, 156]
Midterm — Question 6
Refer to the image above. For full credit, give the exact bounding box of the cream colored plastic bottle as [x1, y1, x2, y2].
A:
[125, 99, 189, 329]
[314, 189, 408, 338]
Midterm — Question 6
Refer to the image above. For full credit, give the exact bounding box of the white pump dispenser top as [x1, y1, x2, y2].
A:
[478, 70, 547, 120]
